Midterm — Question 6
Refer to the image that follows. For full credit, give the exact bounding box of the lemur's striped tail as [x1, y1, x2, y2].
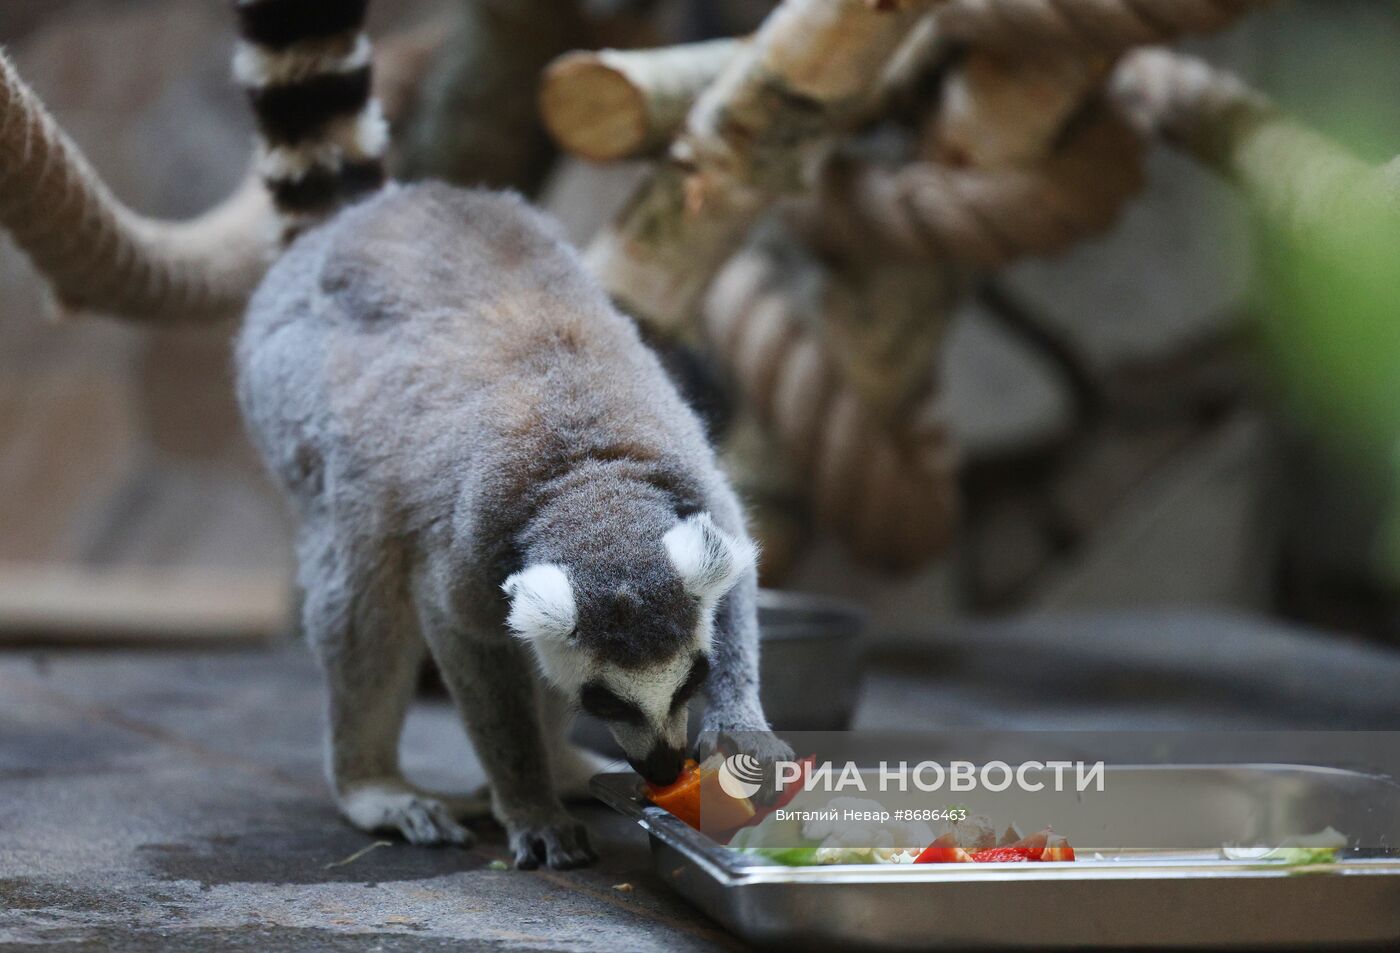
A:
[233, 0, 388, 239]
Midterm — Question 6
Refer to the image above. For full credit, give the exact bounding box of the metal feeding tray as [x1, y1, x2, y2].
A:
[593, 765, 1400, 950]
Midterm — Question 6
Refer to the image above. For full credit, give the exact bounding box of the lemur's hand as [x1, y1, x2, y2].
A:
[695, 722, 795, 807]
[502, 813, 597, 870]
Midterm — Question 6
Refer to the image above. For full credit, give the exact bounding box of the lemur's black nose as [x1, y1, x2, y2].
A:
[630, 744, 686, 786]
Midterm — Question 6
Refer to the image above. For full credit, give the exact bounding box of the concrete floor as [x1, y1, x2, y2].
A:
[0, 647, 743, 952]
[6, 611, 1400, 951]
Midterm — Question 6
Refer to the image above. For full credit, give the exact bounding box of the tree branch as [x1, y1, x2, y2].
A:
[586, 0, 942, 339]
[541, 38, 746, 162]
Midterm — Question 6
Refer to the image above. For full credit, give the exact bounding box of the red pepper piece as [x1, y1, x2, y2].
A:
[917, 828, 1076, 864]
[915, 832, 972, 864]
[969, 846, 1036, 863]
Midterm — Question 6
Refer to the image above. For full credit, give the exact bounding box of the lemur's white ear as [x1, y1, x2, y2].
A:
[502, 564, 576, 641]
[664, 512, 756, 603]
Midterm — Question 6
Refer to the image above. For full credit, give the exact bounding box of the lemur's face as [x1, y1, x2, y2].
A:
[503, 513, 754, 786]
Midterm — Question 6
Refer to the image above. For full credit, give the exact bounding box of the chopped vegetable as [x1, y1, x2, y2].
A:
[967, 846, 1036, 863]
[815, 846, 923, 865]
[729, 809, 823, 865]
[915, 832, 973, 864]
[1042, 834, 1076, 862]
[802, 797, 938, 864]
[1273, 846, 1339, 867]
[646, 754, 821, 835]
[644, 758, 703, 827]
[646, 760, 1086, 870]
[645, 756, 756, 832]
[741, 845, 824, 867]
[955, 814, 997, 851]
[1222, 827, 1346, 866]
[731, 796, 932, 866]
[917, 829, 1075, 864]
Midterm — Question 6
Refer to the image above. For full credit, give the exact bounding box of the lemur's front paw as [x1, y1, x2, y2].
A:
[694, 726, 796, 806]
[506, 817, 597, 870]
[339, 784, 480, 848]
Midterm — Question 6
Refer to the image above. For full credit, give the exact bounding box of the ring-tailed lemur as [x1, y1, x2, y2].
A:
[231, 0, 791, 869]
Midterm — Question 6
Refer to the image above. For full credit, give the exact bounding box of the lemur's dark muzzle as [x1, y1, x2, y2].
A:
[629, 744, 687, 787]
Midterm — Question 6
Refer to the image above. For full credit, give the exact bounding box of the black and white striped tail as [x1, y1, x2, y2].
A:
[233, 0, 387, 240]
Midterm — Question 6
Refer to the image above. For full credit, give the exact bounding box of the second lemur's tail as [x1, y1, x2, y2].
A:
[233, 0, 388, 239]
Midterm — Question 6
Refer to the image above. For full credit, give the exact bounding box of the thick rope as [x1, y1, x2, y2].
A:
[798, 103, 1145, 267]
[1111, 48, 1400, 236]
[0, 52, 274, 323]
[935, 0, 1274, 54]
[704, 240, 959, 571]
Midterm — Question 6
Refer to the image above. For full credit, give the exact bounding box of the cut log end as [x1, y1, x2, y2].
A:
[540, 53, 650, 162]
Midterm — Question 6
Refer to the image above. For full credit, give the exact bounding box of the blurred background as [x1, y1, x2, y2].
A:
[3, 0, 1400, 652]
[3, 3, 1400, 946]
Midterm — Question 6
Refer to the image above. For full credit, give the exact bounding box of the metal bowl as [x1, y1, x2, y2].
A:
[753, 589, 865, 731]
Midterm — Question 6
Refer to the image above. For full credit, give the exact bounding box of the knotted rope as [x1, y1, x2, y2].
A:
[0, 52, 274, 323]
[546, 0, 1291, 575]
[704, 238, 960, 571]
[798, 102, 1145, 267]
[935, 0, 1275, 54]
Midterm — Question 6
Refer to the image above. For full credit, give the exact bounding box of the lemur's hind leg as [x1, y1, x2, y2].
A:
[536, 678, 615, 802]
[302, 535, 482, 847]
[418, 609, 596, 870]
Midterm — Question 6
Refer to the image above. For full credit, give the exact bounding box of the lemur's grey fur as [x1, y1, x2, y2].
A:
[232, 0, 788, 874]
[237, 183, 789, 869]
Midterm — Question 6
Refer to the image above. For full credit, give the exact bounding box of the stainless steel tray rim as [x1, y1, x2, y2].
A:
[717, 858, 1400, 887]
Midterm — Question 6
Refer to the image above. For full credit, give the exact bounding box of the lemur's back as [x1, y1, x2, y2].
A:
[236, 182, 715, 533]
[216, 1, 779, 869]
